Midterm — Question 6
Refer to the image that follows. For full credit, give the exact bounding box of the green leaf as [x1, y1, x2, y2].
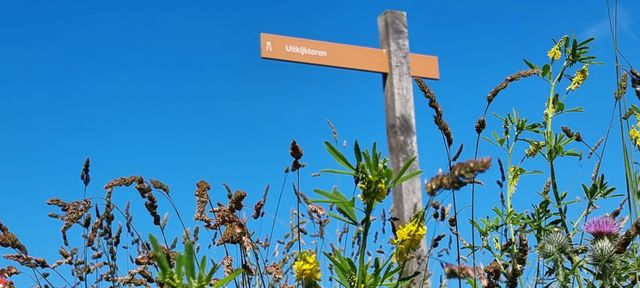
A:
[324, 251, 356, 288]
[320, 169, 356, 176]
[324, 141, 356, 172]
[184, 242, 196, 281]
[523, 59, 538, 69]
[312, 189, 358, 225]
[523, 170, 544, 175]
[312, 188, 349, 203]
[481, 135, 501, 148]
[335, 202, 358, 225]
[578, 37, 594, 47]
[563, 150, 582, 158]
[175, 251, 185, 285]
[394, 170, 423, 186]
[564, 107, 584, 113]
[326, 212, 357, 225]
[354, 140, 362, 165]
[541, 64, 551, 79]
[150, 234, 172, 281]
[213, 268, 243, 288]
[392, 156, 417, 185]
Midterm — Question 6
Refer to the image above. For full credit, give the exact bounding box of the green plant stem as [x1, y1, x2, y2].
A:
[545, 64, 571, 235]
[506, 152, 516, 242]
[82, 185, 89, 288]
[618, 100, 640, 220]
[265, 172, 289, 261]
[610, 0, 640, 221]
[548, 163, 584, 288]
[356, 202, 374, 288]
[394, 262, 407, 288]
[549, 162, 569, 235]
[440, 133, 462, 288]
[571, 200, 595, 235]
[296, 170, 302, 254]
[544, 63, 586, 288]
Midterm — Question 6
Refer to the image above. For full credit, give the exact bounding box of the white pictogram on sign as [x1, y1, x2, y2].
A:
[266, 41, 272, 52]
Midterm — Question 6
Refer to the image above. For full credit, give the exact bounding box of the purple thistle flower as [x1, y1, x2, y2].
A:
[584, 216, 620, 238]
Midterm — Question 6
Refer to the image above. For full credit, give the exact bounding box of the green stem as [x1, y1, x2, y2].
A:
[394, 262, 407, 288]
[549, 162, 570, 235]
[571, 200, 594, 235]
[296, 172, 302, 254]
[506, 152, 516, 242]
[618, 101, 640, 220]
[545, 63, 572, 235]
[544, 63, 585, 288]
[356, 202, 374, 288]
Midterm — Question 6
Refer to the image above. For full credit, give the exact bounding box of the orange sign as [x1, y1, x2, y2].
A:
[260, 33, 439, 80]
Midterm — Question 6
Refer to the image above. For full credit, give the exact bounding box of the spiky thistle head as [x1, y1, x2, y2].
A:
[589, 238, 616, 264]
[538, 231, 569, 260]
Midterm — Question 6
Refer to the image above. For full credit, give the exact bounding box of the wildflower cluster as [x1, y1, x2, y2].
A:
[568, 64, 589, 91]
[630, 118, 640, 149]
[293, 251, 321, 287]
[392, 212, 426, 263]
[546, 35, 566, 61]
[357, 167, 389, 203]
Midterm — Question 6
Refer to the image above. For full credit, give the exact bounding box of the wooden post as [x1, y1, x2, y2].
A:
[379, 10, 430, 286]
[260, 12, 438, 285]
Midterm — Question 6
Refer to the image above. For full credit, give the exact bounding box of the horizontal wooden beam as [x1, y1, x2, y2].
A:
[260, 33, 439, 80]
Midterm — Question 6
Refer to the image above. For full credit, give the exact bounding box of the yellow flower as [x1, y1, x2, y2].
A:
[630, 126, 640, 149]
[293, 251, 321, 285]
[358, 175, 387, 203]
[392, 216, 426, 262]
[568, 64, 589, 91]
[508, 166, 523, 193]
[525, 141, 544, 158]
[547, 37, 565, 61]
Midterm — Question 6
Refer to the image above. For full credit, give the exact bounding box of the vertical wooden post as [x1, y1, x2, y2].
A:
[378, 10, 430, 286]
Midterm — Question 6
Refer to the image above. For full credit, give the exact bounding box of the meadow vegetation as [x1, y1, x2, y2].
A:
[2, 27, 640, 288]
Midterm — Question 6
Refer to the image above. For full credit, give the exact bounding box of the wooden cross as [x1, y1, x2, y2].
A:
[260, 10, 438, 286]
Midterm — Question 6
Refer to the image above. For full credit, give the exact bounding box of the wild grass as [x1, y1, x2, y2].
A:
[2, 4, 640, 288]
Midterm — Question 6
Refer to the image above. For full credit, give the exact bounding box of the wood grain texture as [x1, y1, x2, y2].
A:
[379, 10, 430, 287]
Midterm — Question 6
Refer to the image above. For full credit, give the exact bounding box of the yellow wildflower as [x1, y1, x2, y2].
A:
[508, 166, 523, 193]
[547, 37, 565, 61]
[392, 216, 426, 262]
[293, 251, 321, 285]
[630, 125, 640, 149]
[568, 64, 589, 91]
[525, 141, 544, 158]
[358, 175, 387, 203]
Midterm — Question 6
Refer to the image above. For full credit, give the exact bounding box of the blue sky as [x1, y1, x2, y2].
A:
[1, 1, 639, 286]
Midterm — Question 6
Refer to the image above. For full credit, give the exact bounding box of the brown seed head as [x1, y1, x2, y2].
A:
[290, 140, 303, 160]
[475, 117, 486, 135]
[486, 69, 540, 104]
[444, 264, 475, 279]
[615, 217, 640, 254]
[228, 190, 247, 212]
[415, 77, 454, 147]
[425, 158, 492, 196]
[150, 179, 169, 194]
[80, 158, 91, 187]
